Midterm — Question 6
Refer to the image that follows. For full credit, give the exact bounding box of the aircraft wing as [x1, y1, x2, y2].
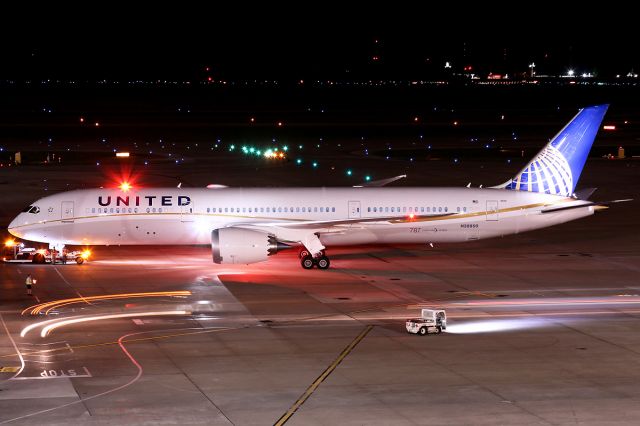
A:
[353, 174, 406, 187]
[232, 212, 455, 230]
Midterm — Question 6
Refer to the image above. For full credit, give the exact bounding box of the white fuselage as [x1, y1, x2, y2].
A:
[8, 187, 594, 247]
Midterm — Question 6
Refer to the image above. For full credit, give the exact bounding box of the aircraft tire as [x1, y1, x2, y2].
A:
[301, 256, 315, 269]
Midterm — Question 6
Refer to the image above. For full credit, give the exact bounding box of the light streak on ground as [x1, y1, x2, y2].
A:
[92, 259, 211, 265]
[446, 318, 551, 334]
[38, 311, 190, 337]
[22, 291, 191, 315]
[450, 296, 640, 308]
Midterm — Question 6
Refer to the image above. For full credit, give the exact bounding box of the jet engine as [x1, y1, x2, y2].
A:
[211, 228, 289, 264]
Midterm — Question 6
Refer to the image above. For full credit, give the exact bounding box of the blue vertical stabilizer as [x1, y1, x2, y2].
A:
[500, 105, 609, 196]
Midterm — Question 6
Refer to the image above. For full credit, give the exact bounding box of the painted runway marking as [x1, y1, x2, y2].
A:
[0, 314, 25, 380]
[274, 325, 374, 426]
[53, 267, 91, 306]
[0, 367, 20, 373]
[11, 366, 92, 381]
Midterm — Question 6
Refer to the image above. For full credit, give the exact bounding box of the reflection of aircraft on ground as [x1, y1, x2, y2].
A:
[9, 105, 627, 269]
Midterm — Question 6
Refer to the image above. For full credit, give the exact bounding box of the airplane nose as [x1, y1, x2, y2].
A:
[8, 215, 20, 236]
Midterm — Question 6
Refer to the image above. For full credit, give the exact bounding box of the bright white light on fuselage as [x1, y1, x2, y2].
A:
[192, 216, 212, 234]
[119, 182, 132, 192]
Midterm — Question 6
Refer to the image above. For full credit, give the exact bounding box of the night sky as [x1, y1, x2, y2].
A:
[1, 6, 637, 80]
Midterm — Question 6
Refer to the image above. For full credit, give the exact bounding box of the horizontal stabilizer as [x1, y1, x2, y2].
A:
[573, 187, 597, 200]
[541, 198, 633, 214]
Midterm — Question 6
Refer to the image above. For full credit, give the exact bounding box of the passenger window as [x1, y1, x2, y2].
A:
[332, 207, 335, 212]
[457, 207, 460, 212]
[146, 208, 150, 213]
[444, 207, 448, 212]
[158, 208, 162, 213]
[134, 208, 138, 213]
[420, 207, 424, 212]
[152, 208, 156, 213]
[463, 207, 467, 212]
[402, 207, 406, 213]
[207, 208, 210, 213]
[110, 208, 114, 213]
[438, 207, 442, 212]
[320, 207, 324, 212]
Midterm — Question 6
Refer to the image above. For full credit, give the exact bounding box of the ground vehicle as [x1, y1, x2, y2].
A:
[3, 244, 90, 265]
[406, 309, 447, 335]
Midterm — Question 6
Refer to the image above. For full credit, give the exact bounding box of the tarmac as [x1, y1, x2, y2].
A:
[1, 152, 640, 425]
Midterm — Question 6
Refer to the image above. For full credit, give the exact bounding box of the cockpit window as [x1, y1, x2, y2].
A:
[21, 205, 40, 214]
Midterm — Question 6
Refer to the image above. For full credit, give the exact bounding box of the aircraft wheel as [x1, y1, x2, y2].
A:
[316, 256, 330, 269]
[301, 255, 315, 269]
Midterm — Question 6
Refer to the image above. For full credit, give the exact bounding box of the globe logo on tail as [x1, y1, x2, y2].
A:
[506, 145, 573, 196]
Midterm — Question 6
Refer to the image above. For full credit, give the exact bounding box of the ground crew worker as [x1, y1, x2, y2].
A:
[25, 274, 35, 295]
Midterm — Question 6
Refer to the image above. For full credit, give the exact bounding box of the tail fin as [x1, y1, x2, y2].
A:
[497, 105, 609, 196]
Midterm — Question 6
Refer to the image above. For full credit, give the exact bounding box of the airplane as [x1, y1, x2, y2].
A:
[8, 104, 625, 269]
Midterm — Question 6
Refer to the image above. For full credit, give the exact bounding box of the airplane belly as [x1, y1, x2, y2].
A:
[24, 216, 212, 246]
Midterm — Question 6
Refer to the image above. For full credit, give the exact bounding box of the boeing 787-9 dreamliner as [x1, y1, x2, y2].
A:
[9, 105, 624, 269]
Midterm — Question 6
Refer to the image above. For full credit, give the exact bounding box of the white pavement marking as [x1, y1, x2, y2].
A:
[0, 314, 25, 380]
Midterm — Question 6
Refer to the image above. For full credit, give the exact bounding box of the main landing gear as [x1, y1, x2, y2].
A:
[299, 249, 330, 270]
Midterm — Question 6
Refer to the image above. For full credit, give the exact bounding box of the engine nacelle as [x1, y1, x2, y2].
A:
[211, 228, 289, 264]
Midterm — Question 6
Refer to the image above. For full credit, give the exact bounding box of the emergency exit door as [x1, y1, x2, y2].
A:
[486, 200, 499, 221]
[348, 201, 361, 218]
[180, 202, 194, 222]
[61, 201, 74, 222]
